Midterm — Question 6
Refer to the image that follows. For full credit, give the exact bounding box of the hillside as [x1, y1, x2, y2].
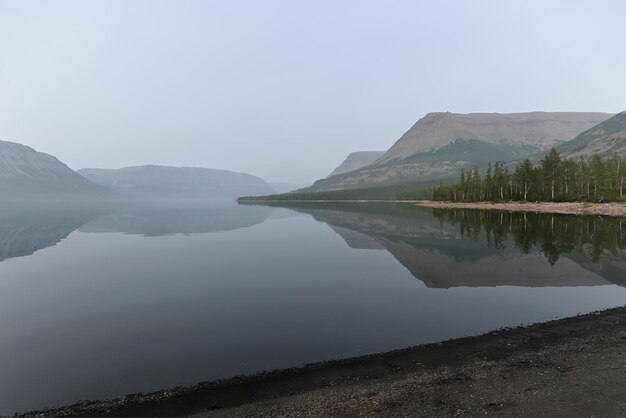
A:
[556, 111, 626, 159]
[0, 140, 109, 199]
[78, 165, 275, 199]
[327, 151, 385, 177]
[377, 112, 611, 163]
[300, 112, 612, 195]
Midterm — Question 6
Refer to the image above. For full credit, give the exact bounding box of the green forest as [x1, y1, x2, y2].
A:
[432, 150, 626, 202]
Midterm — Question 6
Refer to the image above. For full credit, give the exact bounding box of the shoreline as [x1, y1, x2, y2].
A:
[415, 200, 626, 217]
[239, 199, 626, 217]
[17, 306, 626, 417]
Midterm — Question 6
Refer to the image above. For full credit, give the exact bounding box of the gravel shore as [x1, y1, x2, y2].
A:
[414, 201, 626, 217]
[192, 308, 626, 418]
[19, 306, 626, 418]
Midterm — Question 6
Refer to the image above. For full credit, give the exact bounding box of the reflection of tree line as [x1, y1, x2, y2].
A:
[263, 203, 622, 287]
[432, 209, 626, 265]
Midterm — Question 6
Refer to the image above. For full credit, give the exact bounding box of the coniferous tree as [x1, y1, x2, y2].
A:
[430, 150, 626, 203]
[541, 148, 561, 201]
[516, 159, 534, 201]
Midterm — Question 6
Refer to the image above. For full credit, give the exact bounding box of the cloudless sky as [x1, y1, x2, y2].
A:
[1, 0, 625, 183]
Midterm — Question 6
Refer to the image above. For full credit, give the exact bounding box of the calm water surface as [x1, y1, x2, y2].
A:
[1, 201, 625, 414]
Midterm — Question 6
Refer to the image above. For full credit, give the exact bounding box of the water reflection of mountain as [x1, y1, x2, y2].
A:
[79, 202, 274, 236]
[0, 202, 274, 263]
[253, 202, 626, 288]
[0, 203, 109, 262]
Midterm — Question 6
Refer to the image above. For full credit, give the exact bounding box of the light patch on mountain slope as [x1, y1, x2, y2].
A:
[327, 151, 385, 177]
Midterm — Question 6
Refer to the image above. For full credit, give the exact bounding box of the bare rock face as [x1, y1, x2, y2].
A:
[0, 140, 106, 198]
[78, 165, 275, 199]
[327, 151, 385, 177]
[557, 111, 626, 159]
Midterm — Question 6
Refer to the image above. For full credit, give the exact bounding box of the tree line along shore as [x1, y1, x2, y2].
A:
[431, 149, 626, 203]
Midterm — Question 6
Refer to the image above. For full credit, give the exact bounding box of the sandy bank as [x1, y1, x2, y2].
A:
[415, 200, 626, 217]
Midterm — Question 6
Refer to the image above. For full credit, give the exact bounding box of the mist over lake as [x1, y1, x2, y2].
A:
[1, 201, 625, 415]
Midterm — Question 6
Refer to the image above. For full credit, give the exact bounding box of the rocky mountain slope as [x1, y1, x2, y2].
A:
[327, 151, 385, 177]
[377, 112, 611, 163]
[304, 112, 612, 193]
[556, 111, 626, 159]
[78, 165, 275, 199]
[0, 140, 108, 199]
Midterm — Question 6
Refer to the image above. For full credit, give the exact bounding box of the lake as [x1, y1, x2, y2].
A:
[1, 201, 625, 415]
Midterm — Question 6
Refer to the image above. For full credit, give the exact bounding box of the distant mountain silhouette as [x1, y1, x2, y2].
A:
[0, 140, 110, 199]
[78, 165, 275, 199]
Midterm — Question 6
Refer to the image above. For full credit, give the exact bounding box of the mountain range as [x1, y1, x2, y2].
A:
[0, 139, 276, 200]
[299, 112, 613, 195]
[244, 111, 622, 200]
[78, 165, 275, 199]
[3, 109, 624, 201]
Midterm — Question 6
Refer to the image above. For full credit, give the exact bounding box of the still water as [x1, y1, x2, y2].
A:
[1, 201, 625, 414]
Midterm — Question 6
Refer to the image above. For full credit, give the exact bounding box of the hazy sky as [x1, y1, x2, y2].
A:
[1, 1, 625, 183]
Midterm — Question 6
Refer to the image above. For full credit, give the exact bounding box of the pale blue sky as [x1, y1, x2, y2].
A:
[1, 1, 625, 183]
